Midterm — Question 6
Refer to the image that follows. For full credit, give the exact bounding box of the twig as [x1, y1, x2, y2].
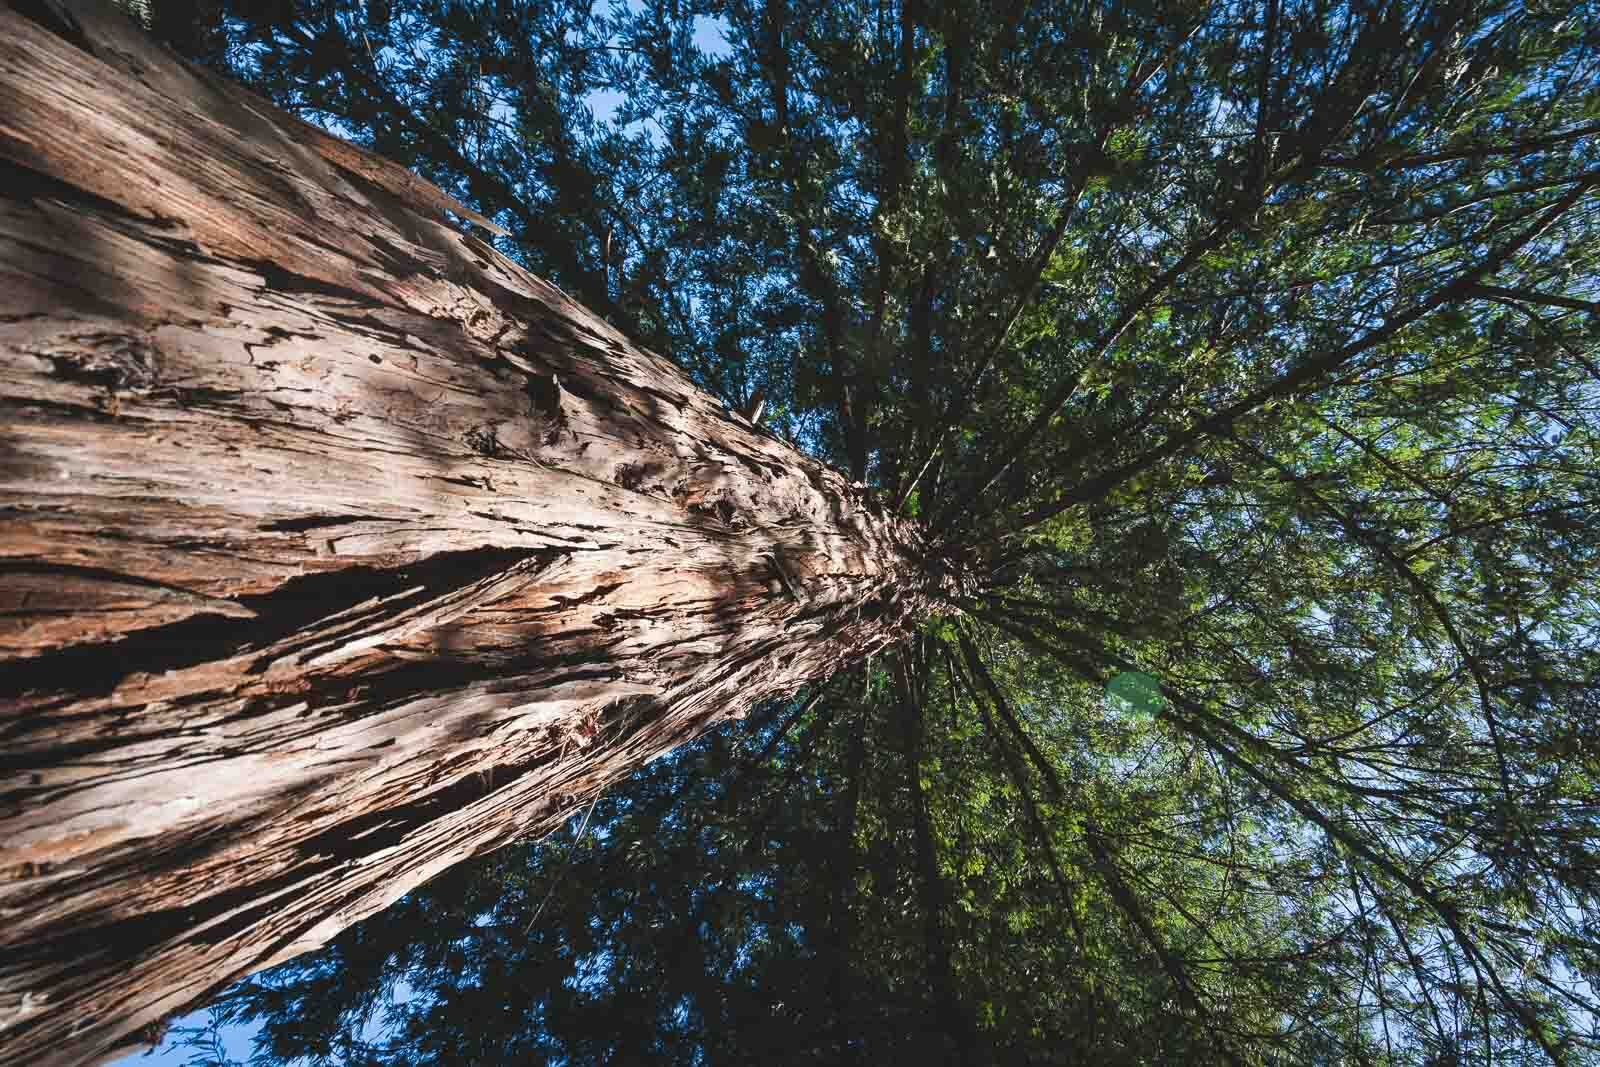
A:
[523, 793, 602, 935]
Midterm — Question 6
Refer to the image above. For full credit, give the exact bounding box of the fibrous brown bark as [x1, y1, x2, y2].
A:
[0, 4, 936, 1062]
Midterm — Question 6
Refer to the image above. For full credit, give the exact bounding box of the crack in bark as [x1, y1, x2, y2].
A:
[1, 547, 549, 703]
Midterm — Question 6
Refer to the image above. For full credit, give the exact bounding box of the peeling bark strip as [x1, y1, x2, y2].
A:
[0, 3, 937, 1062]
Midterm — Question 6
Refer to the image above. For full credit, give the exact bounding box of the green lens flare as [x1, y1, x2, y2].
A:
[1105, 671, 1163, 720]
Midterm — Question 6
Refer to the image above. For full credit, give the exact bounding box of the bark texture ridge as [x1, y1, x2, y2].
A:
[0, 3, 933, 1062]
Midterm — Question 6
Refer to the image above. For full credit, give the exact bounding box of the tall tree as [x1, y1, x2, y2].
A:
[7, 0, 1600, 1063]
[0, 3, 940, 1063]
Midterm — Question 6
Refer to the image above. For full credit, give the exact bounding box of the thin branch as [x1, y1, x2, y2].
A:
[1000, 175, 1598, 537]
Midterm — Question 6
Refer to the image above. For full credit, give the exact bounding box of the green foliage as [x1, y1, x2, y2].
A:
[154, 0, 1600, 1062]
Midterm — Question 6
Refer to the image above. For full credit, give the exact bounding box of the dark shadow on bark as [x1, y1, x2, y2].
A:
[0, 547, 551, 710]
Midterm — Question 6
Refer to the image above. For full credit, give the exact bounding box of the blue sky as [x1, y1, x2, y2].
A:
[586, 14, 731, 125]
[110, 1012, 262, 1066]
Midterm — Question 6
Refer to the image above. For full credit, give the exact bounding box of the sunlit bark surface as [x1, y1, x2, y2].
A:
[0, 3, 933, 1061]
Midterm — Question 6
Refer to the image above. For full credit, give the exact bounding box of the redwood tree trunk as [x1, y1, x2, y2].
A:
[0, 4, 930, 1062]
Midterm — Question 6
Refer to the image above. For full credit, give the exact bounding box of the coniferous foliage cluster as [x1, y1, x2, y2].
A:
[140, 0, 1600, 1062]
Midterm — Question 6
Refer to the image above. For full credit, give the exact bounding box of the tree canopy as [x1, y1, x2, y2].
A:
[139, 0, 1600, 1062]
